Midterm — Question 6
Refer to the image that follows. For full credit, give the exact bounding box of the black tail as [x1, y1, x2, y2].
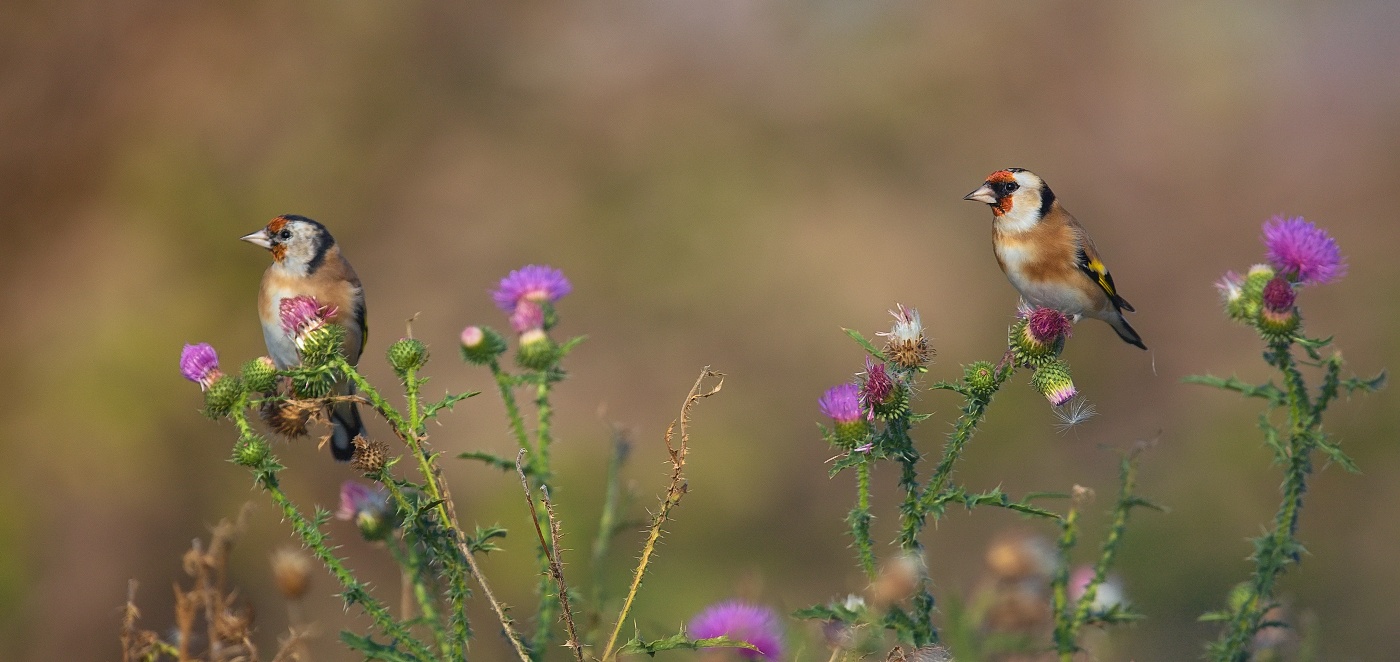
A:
[1108, 312, 1147, 350]
[329, 378, 364, 460]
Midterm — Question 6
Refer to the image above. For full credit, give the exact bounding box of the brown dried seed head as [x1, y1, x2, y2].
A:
[270, 547, 312, 601]
[260, 399, 315, 438]
[884, 338, 933, 369]
[351, 436, 389, 474]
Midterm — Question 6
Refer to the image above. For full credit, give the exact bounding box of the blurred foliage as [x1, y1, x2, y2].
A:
[2, 1, 1399, 660]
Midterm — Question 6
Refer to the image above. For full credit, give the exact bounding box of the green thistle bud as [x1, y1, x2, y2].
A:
[291, 370, 334, 399]
[388, 338, 429, 377]
[832, 420, 871, 449]
[233, 434, 271, 467]
[1231, 264, 1274, 324]
[241, 356, 278, 393]
[515, 329, 556, 371]
[203, 375, 243, 418]
[460, 325, 508, 365]
[963, 361, 998, 397]
[1031, 360, 1077, 407]
[298, 324, 346, 366]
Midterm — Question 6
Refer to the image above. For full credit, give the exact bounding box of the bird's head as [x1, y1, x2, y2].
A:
[241, 215, 334, 274]
[963, 168, 1055, 230]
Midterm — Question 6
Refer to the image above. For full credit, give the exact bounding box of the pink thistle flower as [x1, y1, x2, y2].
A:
[1215, 271, 1244, 304]
[1027, 307, 1073, 345]
[180, 343, 222, 389]
[336, 481, 393, 541]
[1262, 216, 1346, 285]
[859, 357, 894, 419]
[492, 265, 572, 312]
[509, 300, 546, 333]
[279, 295, 338, 338]
[460, 326, 485, 348]
[1261, 276, 1296, 313]
[688, 600, 784, 660]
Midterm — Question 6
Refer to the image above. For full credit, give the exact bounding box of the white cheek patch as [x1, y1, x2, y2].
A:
[997, 204, 1040, 233]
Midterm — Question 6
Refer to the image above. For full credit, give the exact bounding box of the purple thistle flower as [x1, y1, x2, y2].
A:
[336, 481, 393, 541]
[688, 600, 784, 660]
[180, 343, 222, 389]
[492, 265, 572, 312]
[510, 300, 546, 333]
[336, 481, 386, 521]
[1262, 216, 1346, 285]
[819, 383, 862, 425]
[279, 295, 338, 337]
[1027, 308, 1073, 345]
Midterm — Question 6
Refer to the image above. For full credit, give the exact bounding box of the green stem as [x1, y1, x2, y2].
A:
[491, 360, 533, 453]
[1051, 502, 1083, 660]
[529, 374, 559, 658]
[1215, 342, 1318, 660]
[261, 472, 433, 660]
[1067, 458, 1140, 643]
[386, 533, 449, 657]
[381, 476, 459, 659]
[851, 458, 876, 579]
[339, 358, 531, 662]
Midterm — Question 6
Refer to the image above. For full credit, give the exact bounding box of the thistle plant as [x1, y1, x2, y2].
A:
[802, 302, 1155, 659]
[1192, 216, 1384, 661]
[154, 265, 766, 662]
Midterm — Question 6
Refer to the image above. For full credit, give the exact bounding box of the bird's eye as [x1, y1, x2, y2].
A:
[278, 229, 293, 240]
[1004, 181, 1020, 193]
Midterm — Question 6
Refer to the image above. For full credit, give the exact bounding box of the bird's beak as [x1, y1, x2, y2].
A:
[240, 230, 273, 250]
[963, 184, 998, 204]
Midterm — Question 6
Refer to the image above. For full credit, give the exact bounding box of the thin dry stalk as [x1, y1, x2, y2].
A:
[517, 451, 585, 662]
[600, 367, 724, 660]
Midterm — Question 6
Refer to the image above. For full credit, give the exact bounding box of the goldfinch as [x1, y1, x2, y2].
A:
[241, 215, 368, 459]
[964, 169, 1146, 350]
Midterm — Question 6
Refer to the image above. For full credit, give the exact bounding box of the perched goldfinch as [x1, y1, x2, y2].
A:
[964, 169, 1145, 350]
[242, 215, 368, 459]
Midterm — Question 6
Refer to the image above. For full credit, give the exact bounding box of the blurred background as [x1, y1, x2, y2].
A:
[3, 1, 1398, 659]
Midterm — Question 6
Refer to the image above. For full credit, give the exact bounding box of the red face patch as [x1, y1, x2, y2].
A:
[267, 216, 289, 234]
[985, 170, 1016, 184]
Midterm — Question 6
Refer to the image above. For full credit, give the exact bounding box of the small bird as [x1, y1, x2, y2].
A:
[242, 214, 368, 459]
[963, 169, 1145, 349]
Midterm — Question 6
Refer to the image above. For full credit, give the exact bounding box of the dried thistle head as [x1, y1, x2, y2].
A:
[270, 547, 313, 601]
[260, 399, 318, 438]
[878, 305, 933, 369]
[350, 436, 389, 475]
[868, 551, 925, 608]
[985, 532, 1056, 582]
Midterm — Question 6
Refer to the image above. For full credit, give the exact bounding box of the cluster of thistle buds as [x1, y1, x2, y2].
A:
[461, 264, 572, 370]
[820, 305, 933, 449]
[1009, 304, 1078, 406]
[1217, 216, 1346, 341]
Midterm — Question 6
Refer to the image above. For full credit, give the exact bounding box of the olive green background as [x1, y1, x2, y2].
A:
[3, 2, 1398, 660]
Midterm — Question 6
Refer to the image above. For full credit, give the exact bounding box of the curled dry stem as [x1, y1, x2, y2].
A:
[600, 367, 724, 661]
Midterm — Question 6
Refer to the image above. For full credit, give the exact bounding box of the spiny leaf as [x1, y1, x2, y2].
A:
[618, 631, 759, 656]
[422, 390, 479, 420]
[338, 632, 419, 662]
[457, 450, 518, 472]
[1316, 437, 1360, 473]
[843, 328, 888, 361]
[1184, 374, 1284, 403]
